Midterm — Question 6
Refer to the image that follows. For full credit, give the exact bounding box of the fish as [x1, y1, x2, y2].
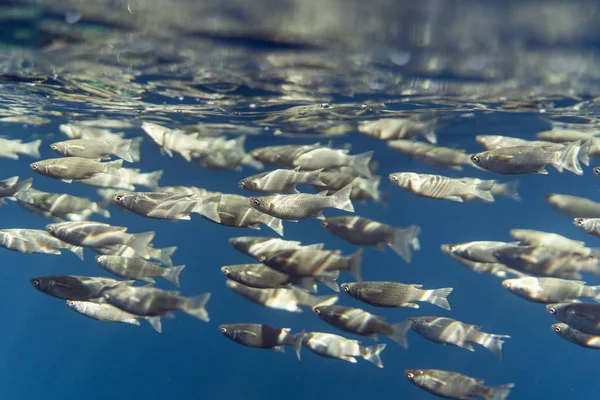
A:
[156, 185, 213, 199]
[300, 332, 386, 367]
[46, 221, 155, 258]
[476, 134, 564, 150]
[225, 280, 338, 312]
[96, 255, 185, 287]
[78, 168, 163, 190]
[101, 283, 210, 321]
[552, 323, 600, 349]
[0, 176, 33, 205]
[218, 323, 303, 356]
[112, 191, 216, 221]
[292, 148, 374, 177]
[502, 277, 600, 303]
[440, 245, 525, 279]
[446, 241, 518, 263]
[546, 194, 600, 218]
[30, 157, 123, 183]
[0, 138, 41, 159]
[228, 236, 324, 260]
[537, 128, 600, 143]
[248, 143, 321, 168]
[95, 243, 177, 268]
[59, 123, 126, 142]
[405, 369, 514, 400]
[0, 228, 84, 259]
[312, 168, 382, 202]
[260, 247, 363, 282]
[142, 121, 218, 162]
[574, 218, 600, 238]
[388, 140, 473, 170]
[249, 184, 354, 220]
[341, 281, 452, 310]
[31, 275, 127, 301]
[509, 229, 591, 255]
[389, 172, 495, 202]
[547, 302, 600, 335]
[66, 300, 162, 333]
[313, 305, 408, 346]
[321, 216, 420, 262]
[239, 167, 324, 193]
[357, 117, 437, 143]
[395, 316, 510, 359]
[470, 141, 585, 175]
[50, 138, 137, 163]
[16, 188, 110, 221]
[460, 178, 521, 202]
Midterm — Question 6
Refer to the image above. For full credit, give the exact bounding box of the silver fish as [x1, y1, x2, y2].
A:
[0, 138, 41, 159]
[50, 139, 137, 163]
[300, 332, 386, 367]
[552, 323, 600, 349]
[0, 228, 83, 259]
[357, 117, 437, 143]
[388, 140, 472, 170]
[239, 167, 324, 193]
[574, 218, 600, 238]
[440, 244, 525, 279]
[78, 168, 162, 190]
[228, 236, 324, 259]
[389, 172, 494, 202]
[502, 277, 600, 303]
[459, 178, 520, 201]
[219, 323, 303, 355]
[546, 194, 600, 218]
[476, 134, 563, 150]
[30, 157, 123, 183]
[31, 275, 127, 301]
[112, 191, 217, 221]
[547, 303, 600, 335]
[341, 281, 452, 310]
[16, 188, 110, 221]
[313, 168, 381, 202]
[509, 229, 590, 255]
[249, 184, 354, 220]
[248, 143, 321, 168]
[0, 176, 32, 204]
[96, 255, 185, 287]
[67, 300, 162, 333]
[60, 123, 126, 142]
[447, 241, 519, 263]
[292, 148, 374, 177]
[95, 243, 177, 268]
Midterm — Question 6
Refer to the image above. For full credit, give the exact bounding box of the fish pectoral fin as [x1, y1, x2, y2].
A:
[402, 303, 420, 309]
[340, 356, 358, 363]
[273, 346, 285, 353]
[315, 211, 326, 220]
[458, 342, 475, 352]
[247, 224, 262, 230]
[61, 179, 73, 183]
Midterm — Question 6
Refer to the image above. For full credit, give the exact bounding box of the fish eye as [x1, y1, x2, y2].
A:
[341, 284, 349, 292]
[31, 164, 38, 171]
[222, 267, 230, 275]
[321, 221, 328, 228]
[314, 308, 321, 314]
[258, 255, 266, 262]
[68, 301, 75, 306]
[471, 154, 480, 163]
[549, 307, 556, 314]
[114, 195, 123, 203]
[252, 199, 260, 206]
[577, 219, 585, 226]
[220, 327, 227, 333]
[554, 325, 562, 332]
[50, 144, 58, 150]
[46, 226, 54, 233]
[406, 372, 414, 379]
[32, 279, 40, 287]
[238, 180, 246, 188]
[390, 175, 398, 182]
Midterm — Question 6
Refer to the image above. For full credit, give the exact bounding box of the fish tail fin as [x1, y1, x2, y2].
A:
[138, 170, 163, 189]
[578, 139, 591, 167]
[483, 384, 515, 400]
[23, 139, 42, 158]
[163, 264, 186, 288]
[183, 292, 211, 322]
[476, 333, 510, 360]
[129, 137, 143, 162]
[195, 196, 221, 223]
[557, 140, 583, 175]
[474, 180, 495, 202]
[347, 248, 363, 281]
[425, 287, 453, 310]
[115, 139, 134, 163]
[105, 159, 124, 171]
[501, 179, 521, 201]
[307, 294, 339, 308]
[316, 271, 340, 292]
[13, 178, 33, 203]
[390, 225, 421, 262]
[265, 217, 284, 236]
[151, 246, 177, 267]
[307, 168, 325, 186]
[331, 183, 354, 213]
[91, 202, 111, 218]
[129, 231, 155, 257]
[359, 343, 386, 368]
[291, 331, 304, 361]
[145, 316, 162, 333]
[389, 321, 413, 348]
[351, 150, 374, 177]
[362, 176, 382, 202]
[294, 277, 318, 293]
[67, 245, 84, 260]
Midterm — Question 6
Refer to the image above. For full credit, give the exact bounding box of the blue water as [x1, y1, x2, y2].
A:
[1, 1, 600, 399]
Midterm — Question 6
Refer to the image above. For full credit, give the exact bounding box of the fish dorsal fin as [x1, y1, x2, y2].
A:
[317, 190, 329, 197]
[293, 166, 301, 172]
[410, 284, 423, 289]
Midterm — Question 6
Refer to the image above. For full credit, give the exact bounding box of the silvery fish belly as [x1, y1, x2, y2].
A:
[0, 228, 83, 259]
[30, 275, 126, 301]
[112, 192, 201, 220]
[30, 157, 124, 182]
[389, 172, 494, 202]
[50, 138, 137, 163]
[341, 281, 452, 310]
[301, 332, 386, 367]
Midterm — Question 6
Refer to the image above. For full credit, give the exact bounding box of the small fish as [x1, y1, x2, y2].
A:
[0, 138, 41, 159]
[239, 167, 324, 194]
[0, 176, 33, 204]
[292, 148, 374, 177]
[300, 332, 386, 367]
[388, 140, 472, 170]
[156, 185, 212, 199]
[79, 168, 163, 190]
[493, 246, 593, 279]
[225, 280, 338, 313]
[30, 157, 123, 183]
[322, 216, 420, 262]
[50, 138, 137, 163]
[101, 283, 210, 321]
[0, 228, 83, 259]
[547, 302, 600, 335]
[60, 123, 126, 142]
[249, 143, 321, 168]
[67, 300, 162, 333]
[502, 277, 600, 303]
[96, 255, 185, 287]
[31, 275, 127, 301]
[16, 188, 110, 221]
[357, 117, 437, 143]
[509, 229, 590, 256]
[312, 168, 381, 202]
[574, 218, 600, 238]
[95, 243, 177, 267]
[476, 134, 563, 150]
[470, 141, 585, 175]
[396, 316, 510, 359]
[552, 323, 600, 349]
[249, 184, 354, 220]
[537, 128, 600, 143]
[228, 236, 324, 260]
[447, 241, 518, 263]
[460, 178, 521, 202]
[141, 121, 216, 162]
[405, 369, 514, 400]
[389, 172, 494, 202]
[112, 192, 211, 221]
[218, 323, 303, 356]
[341, 281, 452, 310]
[313, 305, 408, 346]
[546, 194, 600, 218]
[440, 245, 524, 279]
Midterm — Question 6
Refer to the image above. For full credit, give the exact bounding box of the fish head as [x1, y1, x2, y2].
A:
[552, 323, 569, 337]
[249, 197, 271, 213]
[573, 218, 592, 232]
[221, 266, 234, 278]
[594, 167, 600, 176]
[30, 276, 60, 296]
[218, 324, 235, 339]
[501, 279, 514, 290]
[546, 303, 561, 316]
[49, 142, 65, 155]
[228, 237, 258, 255]
[340, 282, 355, 295]
[238, 178, 258, 192]
[404, 369, 424, 381]
[112, 192, 133, 208]
[66, 299, 81, 311]
[29, 161, 46, 175]
[388, 172, 416, 188]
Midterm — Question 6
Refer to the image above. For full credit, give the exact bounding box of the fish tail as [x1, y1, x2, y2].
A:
[474, 180, 495, 202]
[389, 225, 421, 262]
[129, 137, 143, 162]
[104, 159, 124, 172]
[306, 293, 338, 308]
[389, 320, 413, 348]
[475, 332, 510, 360]
[578, 139, 591, 167]
[128, 231, 156, 257]
[91, 202, 111, 218]
[425, 287, 453, 310]
[483, 383, 515, 400]
[359, 343, 386, 368]
[163, 264, 186, 288]
[12, 178, 33, 203]
[67, 245, 84, 260]
[183, 292, 211, 322]
[500, 179, 520, 201]
[351, 150, 374, 177]
[315, 271, 340, 292]
[557, 140, 583, 175]
[145, 316, 162, 333]
[138, 170, 163, 189]
[150, 246, 177, 267]
[290, 331, 304, 361]
[115, 139, 134, 163]
[306, 168, 325, 186]
[362, 176, 382, 202]
[194, 195, 221, 223]
[22, 139, 41, 158]
[331, 183, 354, 212]
[241, 154, 264, 170]
[265, 217, 284, 236]
[294, 277, 318, 292]
[347, 248, 363, 282]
